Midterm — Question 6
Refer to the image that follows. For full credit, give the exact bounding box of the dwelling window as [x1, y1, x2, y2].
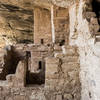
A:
[26, 51, 31, 58]
[39, 61, 42, 69]
[26, 60, 45, 86]
[59, 40, 65, 46]
[41, 39, 44, 44]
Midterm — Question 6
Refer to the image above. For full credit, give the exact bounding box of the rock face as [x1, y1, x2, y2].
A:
[0, 0, 100, 100]
[69, 0, 100, 100]
[0, 3, 34, 48]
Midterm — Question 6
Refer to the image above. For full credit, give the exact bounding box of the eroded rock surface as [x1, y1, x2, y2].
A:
[0, 3, 34, 48]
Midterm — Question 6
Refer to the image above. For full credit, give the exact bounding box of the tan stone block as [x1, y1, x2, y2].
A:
[62, 63, 79, 72]
[46, 63, 58, 72]
[62, 56, 79, 63]
[14, 96, 25, 100]
[46, 57, 59, 64]
[54, 53, 64, 58]
[68, 71, 79, 80]
[46, 63, 59, 79]
[89, 24, 100, 33]
[6, 74, 15, 83]
[85, 12, 96, 19]
[56, 95, 62, 100]
[90, 17, 99, 25]
[46, 72, 59, 79]
[64, 94, 72, 100]
[15, 60, 27, 87]
[54, 45, 62, 51]
[45, 79, 57, 90]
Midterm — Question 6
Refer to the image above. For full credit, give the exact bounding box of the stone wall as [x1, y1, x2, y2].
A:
[0, 43, 81, 100]
[34, 7, 52, 45]
[54, 6, 69, 45]
[45, 45, 81, 100]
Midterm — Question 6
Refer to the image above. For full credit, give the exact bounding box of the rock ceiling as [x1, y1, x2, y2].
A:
[0, 0, 76, 9]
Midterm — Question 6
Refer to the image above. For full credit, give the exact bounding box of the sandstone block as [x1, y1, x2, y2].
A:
[90, 17, 99, 25]
[89, 24, 100, 33]
[56, 95, 62, 100]
[62, 56, 79, 63]
[46, 57, 59, 64]
[63, 94, 72, 100]
[46, 63, 58, 79]
[62, 63, 79, 73]
[84, 12, 96, 19]
[14, 60, 27, 87]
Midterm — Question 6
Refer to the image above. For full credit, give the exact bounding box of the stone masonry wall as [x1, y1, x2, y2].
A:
[45, 45, 81, 100]
[34, 7, 52, 45]
[54, 6, 69, 45]
[0, 44, 81, 100]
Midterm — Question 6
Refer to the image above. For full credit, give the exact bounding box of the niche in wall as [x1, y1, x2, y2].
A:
[26, 60, 45, 86]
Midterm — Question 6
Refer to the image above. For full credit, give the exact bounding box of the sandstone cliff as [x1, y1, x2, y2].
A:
[0, 3, 34, 48]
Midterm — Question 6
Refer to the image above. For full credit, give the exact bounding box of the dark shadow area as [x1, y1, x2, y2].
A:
[26, 61, 45, 85]
[59, 40, 65, 46]
[41, 39, 44, 44]
[0, 46, 21, 80]
[92, 0, 100, 24]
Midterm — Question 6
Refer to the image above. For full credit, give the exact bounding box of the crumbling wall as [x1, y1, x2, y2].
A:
[0, 1, 82, 100]
[69, 0, 100, 100]
[54, 6, 69, 45]
[45, 45, 81, 100]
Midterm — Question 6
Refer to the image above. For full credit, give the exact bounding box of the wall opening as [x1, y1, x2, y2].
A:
[41, 39, 44, 44]
[59, 40, 65, 46]
[0, 47, 20, 80]
[26, 60, 45, 86]
[39, 61, 42, 69]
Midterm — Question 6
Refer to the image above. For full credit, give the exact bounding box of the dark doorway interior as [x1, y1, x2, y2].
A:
[92, 0, 100, 25]
[26, 60, 45, 85]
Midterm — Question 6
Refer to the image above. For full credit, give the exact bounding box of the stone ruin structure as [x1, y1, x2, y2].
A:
[0, 0, 99, 100]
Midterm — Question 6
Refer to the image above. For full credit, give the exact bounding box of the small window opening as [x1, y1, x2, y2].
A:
[26, 51, 31, 58]
[59, 40, 65, 46]
[39, 61, 42, 70]
[26, 61, 45, 86]
[41, 39, 44, 44]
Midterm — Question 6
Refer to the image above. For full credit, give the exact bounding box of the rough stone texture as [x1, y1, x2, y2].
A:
[69, 0, 100, 100]
[0, 0, 77, 9]
[54, 6, 69, 45]
[34, 7, 52, 45]
[0, 3, 34, 48]
[0, 44, 81, 100]
[0, 0, 82, 100]
[45, 46, 81, 100]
